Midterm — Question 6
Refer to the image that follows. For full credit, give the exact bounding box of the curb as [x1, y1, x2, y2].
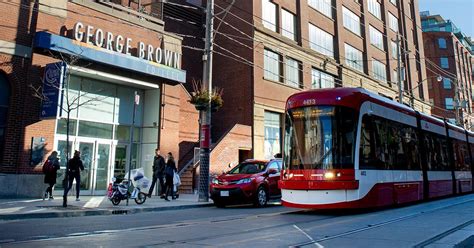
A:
[0, 203, 214, 221]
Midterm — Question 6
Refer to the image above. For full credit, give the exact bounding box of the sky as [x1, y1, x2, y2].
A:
[418, 0, 474, 37]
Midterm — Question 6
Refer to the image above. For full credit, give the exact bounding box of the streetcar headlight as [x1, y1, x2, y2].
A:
[324, 172, 335, 179]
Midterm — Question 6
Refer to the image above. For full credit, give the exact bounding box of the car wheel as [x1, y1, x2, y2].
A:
[214, 200, 226, 208]
[254, 186, 268, 207]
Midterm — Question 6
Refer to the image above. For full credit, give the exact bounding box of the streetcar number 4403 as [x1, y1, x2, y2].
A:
[303, 99, 316, 105]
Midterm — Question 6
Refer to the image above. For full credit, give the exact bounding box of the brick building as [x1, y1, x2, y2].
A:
[165, 0, 431, 176]
[421, 12, 474, 129]
[0, 0, 200, 197]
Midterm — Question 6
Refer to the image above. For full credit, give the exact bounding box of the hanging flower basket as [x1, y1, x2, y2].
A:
[189, 80, 224, 112]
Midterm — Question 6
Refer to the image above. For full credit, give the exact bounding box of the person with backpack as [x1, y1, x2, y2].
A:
[43, 151, 60, 200]
[64, 150, 84, 201]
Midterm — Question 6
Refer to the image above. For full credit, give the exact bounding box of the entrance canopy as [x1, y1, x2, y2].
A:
[33, 32, 186, 84]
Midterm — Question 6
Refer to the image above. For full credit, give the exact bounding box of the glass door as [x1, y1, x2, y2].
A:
[78, 141, 95, 193]
[55, 140, 73, 190]
[114, 144, 128, 183]
[94, 143, 110, 194]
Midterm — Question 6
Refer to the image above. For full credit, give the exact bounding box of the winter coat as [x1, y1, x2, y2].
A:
[152, 155, 166, 177]
[68, 156, 84, 175]
[164, 159, 177, 177]
[44, 157, 60, 184]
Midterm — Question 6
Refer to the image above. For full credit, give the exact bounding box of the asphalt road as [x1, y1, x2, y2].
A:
[1, 195, 474, 247]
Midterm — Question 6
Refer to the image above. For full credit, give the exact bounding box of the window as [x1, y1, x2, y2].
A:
[368, 0, 381, 19]
[0, 73, 9, 163]
[308, 0, 332, 18]
[372, 60, 387, 82]
[389, 13, 399, 32]
[369, 26, 384, 50]
[443, 78, 452, 89]
[440, 57, 449, 69]
[262, 0, 277, 32]
[445, 98, 454, 110]
[286, 58, 300, 88]
[438, 38, 447, 49]
[264, 48, 281, 82]
[309, 24, 334, 57]
[281, 9, 296, 40]
[359, 115, 421, 170]
[423, 131, 450, 171]
[393, 70, 398, 83]
[345, 44, 364, 72]
[391, 40, 398, 59]
[390, 0, 397, 5]
[264, 111, 281, 159]
[311, 68, 335, 88]
[342, 6, 361, 35]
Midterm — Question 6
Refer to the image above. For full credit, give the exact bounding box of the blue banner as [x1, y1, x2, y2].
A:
[40, 62, 65, 119]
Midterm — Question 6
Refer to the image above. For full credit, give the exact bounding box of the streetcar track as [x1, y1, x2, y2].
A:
[413, 219, 474, 247]
[289, 197, 474, 247]
[4, 196, 474, 246]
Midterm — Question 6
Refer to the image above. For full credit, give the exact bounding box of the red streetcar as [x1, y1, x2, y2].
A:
[279, 88, 473, 209]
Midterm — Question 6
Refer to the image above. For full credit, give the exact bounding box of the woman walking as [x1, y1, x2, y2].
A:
[164, 152, 177, 201]
[43, 151, 60, 200]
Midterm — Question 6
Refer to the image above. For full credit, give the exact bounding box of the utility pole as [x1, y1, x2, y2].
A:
[126, 91, 139, 206]
[453, 79, 461, 126]
[198, 0, 214, 202]
[396, 33, 403, 104]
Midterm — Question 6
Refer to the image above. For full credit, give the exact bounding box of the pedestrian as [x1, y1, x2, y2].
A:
[164, 152, 177, 201]
[42, 151, 60, 200]
[64, 150, 84, 201]
[148, 148, 166, 198]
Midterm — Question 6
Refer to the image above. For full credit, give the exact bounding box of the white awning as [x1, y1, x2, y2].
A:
[68, 66, 159, 89]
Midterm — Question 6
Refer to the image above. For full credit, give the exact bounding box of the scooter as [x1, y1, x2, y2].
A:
[107, 177, 147, 205]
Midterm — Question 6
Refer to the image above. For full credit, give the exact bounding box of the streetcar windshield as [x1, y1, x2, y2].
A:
[283, 106, 358, 170]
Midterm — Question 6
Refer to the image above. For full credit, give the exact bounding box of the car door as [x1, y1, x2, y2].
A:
[266, 161, 281, 197]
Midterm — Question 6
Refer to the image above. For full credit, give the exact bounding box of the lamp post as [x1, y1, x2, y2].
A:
[408, 75, 442, 108]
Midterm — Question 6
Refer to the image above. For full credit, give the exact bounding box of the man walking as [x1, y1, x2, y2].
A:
[148, 148, 166, 198]
[64, 150, 84, 201]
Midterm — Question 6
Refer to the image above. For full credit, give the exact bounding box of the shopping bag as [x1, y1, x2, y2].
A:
[173, 172, 181, 186]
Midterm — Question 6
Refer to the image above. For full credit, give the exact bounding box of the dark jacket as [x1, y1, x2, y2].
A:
[68, 156, 84, 175]
[152, 155, 166, 177]
[44, 157, 60, 184]
[164, 159, 177, 177]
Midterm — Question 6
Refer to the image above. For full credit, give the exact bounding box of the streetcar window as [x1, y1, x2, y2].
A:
[453, 140, 470, 171]
[359, 115, 421, 171]
[423, 131, 450, 171]
[283, 106, 358, 170]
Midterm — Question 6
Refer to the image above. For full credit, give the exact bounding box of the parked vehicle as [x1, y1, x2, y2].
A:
[210, 159, 282, 208]
[107, 178, 147, 205]
[107, 168, 149, 205]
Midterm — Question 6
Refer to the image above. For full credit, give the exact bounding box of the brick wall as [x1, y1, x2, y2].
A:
[209, 124, 252, 177]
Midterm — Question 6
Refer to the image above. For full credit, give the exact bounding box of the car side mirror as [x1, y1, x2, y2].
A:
[268, 168, 278, 175]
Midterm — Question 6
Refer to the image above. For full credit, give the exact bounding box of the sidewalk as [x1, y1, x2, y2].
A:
[0, 194, 214, 220]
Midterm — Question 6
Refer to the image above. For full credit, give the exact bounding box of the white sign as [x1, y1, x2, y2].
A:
[73, 22, 182, 69]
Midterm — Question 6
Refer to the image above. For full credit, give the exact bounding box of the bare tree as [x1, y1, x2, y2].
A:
[30, 52, 107, 207]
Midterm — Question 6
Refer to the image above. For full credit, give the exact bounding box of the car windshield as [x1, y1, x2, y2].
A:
[227, 162, 267, 174]
[283, 106, 358, 170]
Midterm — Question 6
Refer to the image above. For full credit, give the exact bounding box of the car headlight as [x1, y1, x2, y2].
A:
[212, 178, 220, 185]
[236, 178, 252, 184]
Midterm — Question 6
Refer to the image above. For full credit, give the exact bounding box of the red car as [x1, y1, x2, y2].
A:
[210, 159, 282, 208]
